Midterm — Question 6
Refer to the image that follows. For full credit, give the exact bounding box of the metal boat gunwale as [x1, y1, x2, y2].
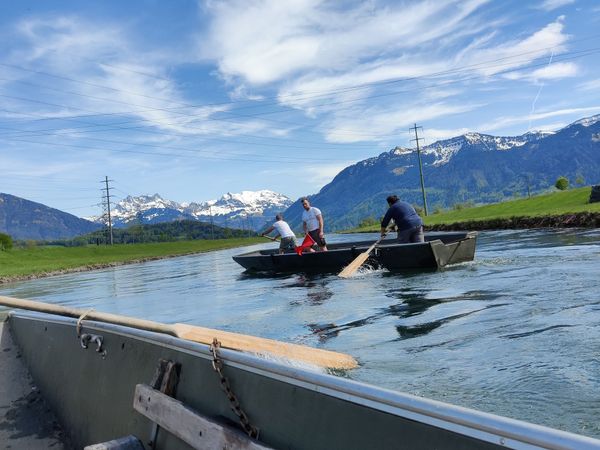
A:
[9, 311, 599, 450]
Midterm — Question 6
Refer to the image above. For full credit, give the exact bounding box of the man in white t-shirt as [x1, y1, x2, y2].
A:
[301, 197, 328, 251]
[261, 214, 298, 254]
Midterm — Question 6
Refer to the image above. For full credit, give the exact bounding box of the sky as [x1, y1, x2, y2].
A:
[1, 0, 599, 218]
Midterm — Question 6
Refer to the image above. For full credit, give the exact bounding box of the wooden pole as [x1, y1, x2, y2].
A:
[0, 295, 357, 370]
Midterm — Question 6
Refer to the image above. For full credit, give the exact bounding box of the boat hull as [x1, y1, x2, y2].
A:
[233, 232, 478, 273]
[6, 311, 599, 450]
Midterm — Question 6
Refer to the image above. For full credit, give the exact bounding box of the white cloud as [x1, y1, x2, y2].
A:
[531, 121, 568, 131]
[503, 61, 578, 81]
[202, 0, 489, 86]
[456, 17, 569, 77]
[578, 78, 600, 91]
[478, 106, 600, 132]
[324, 102, 480, 144]
[194, 1, 585, 153]
[5, 15, 289, 146]
[421, 127, 472, 142]
[277, 57, 448, 110]
[536, 0, 575, 11]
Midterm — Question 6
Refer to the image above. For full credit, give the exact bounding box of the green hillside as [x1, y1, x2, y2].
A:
[354, 187, 600, 231]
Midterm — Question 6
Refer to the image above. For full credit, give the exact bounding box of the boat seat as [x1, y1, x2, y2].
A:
[133, 384, 272, 449]
[129, 358, 272, 449]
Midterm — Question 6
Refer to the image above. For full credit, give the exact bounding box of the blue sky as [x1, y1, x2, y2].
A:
[1, 0, 599, 217]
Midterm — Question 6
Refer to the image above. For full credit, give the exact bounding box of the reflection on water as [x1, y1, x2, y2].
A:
[395, 303, 507, 339]
[1, 229, 600, 439]
[501, 324, 576, 339]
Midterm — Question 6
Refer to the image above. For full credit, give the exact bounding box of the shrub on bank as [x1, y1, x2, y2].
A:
[555, 176, 569, 191]
[0, 233, 13, 251]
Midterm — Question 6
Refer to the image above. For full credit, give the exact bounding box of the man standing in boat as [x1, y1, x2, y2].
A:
[261, 214, 298, 254]
[381, 195, 424, 243]
[301, 197, 328, 251]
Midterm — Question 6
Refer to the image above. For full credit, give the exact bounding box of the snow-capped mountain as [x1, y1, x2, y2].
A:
[281, 114, 600, 231]
[88, 190, 293, 230]
[391, 129, 555, 167]
[186, 190, 293, 220]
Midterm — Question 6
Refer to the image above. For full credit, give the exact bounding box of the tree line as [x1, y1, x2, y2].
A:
[9, 220, 256, 248]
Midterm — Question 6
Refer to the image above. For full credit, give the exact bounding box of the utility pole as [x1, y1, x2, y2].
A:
[101, 176, 114, 245]
[410, 123, 428, 216]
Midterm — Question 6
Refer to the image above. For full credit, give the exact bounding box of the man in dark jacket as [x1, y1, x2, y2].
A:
[380, 195, 424, 243]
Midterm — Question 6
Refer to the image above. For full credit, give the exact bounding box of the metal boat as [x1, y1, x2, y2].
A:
[2, 308, 599, 449]
[233, 231, 478, 273]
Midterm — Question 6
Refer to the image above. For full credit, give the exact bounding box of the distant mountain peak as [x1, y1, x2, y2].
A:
[391, 146, 413, 156]
[88, 189, 293, 230]
[0, 193, 100, 240]
[571, 113, 600, 127]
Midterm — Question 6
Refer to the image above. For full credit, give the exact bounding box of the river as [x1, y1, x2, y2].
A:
[1, 229, 599, 439]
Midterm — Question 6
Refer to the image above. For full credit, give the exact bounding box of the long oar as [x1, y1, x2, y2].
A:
[261, 235, 279, 241]
[338, 234, 387, 278]
[0, 295, 358, 370]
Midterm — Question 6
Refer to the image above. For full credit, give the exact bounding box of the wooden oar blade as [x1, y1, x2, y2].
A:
[173, 324, 358, 370]
[338, 252, 370, 278]
[0, 295, 359, 370]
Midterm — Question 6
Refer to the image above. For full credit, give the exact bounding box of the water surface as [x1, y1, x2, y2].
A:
[2, 229, 599, 438]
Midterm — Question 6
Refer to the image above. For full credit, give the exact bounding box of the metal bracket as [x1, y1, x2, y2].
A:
[148, 359, 182, 449]
[80, 333, 107, 358]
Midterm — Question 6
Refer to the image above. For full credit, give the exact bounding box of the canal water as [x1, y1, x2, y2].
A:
[1, 229, 599, 439]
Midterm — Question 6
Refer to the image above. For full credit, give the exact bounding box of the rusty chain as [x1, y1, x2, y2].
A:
[209, 338, 259, 439]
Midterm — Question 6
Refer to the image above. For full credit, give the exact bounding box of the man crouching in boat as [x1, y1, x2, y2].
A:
[381, 195, 424, 243]
[301, 197, 328, 251]
[262, 214, 298, 254]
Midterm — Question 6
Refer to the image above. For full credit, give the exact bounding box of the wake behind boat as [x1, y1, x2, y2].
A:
[233, 231, 478, 273]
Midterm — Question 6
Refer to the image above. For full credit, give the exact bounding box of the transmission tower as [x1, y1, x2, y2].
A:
[100, 176, 114, 245]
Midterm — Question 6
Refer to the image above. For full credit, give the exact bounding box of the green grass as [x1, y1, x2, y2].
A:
[353, 187, 600, 231]
[0, 238, 263, 279]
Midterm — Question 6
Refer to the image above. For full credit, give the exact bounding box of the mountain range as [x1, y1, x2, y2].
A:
[0, 193, 101, 240]
[87, 190, 294, 231]
[3, 114, 599, 239]
[281, 114, 600, 231]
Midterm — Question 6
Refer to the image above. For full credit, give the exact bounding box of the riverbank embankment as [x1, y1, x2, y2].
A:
[0, 238, 263, 284]
[426, 211, 600, 231]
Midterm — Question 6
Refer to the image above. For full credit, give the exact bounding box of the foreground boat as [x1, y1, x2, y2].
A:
[233, 231, 478, 273]
[2, 308, 599, 449]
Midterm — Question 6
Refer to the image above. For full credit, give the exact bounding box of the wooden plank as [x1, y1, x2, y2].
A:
[133, 384, 272, 450]
[84, 435, 144, 450]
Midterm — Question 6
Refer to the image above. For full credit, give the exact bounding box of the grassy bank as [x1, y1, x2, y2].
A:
[352, 187, 600, 232]
[425, 187, 599, 225]
[0, 237, 263, 282]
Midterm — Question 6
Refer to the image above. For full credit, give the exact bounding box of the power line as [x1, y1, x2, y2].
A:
[2, 34, 599, 114]
[1, 43, 598, 141]
[2, 135, 354, 164]
[0, 119, 366, 157]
